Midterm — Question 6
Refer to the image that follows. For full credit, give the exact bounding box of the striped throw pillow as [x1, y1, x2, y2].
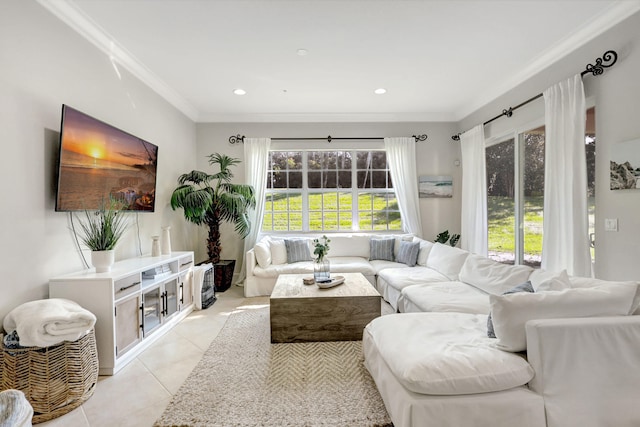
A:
[396, 240, 420, 267]
[369, 238, 395, 261]
[284, 239, 312, 263]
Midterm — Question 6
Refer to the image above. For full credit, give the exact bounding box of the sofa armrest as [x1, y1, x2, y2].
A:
[525, 316, 640, 427]
[245, 248, 257, 277]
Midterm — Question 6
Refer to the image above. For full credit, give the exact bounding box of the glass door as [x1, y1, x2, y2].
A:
[142, 286, 161, 336]
[164, 279, 178, 318]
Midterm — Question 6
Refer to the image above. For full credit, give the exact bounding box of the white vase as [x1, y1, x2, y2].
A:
[161, 226, 171, 255]
[151, 236, 161, 257]
[91, 250, 115, 273]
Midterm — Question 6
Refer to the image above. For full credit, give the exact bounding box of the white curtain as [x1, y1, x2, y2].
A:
[384, 137, 423, 237]
[460, 125, 487, 256]
[542, 74, 591, 277]
[238, 137, 271, 284]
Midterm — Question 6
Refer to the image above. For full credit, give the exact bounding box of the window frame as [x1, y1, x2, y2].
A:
[262, 148, 401, 233]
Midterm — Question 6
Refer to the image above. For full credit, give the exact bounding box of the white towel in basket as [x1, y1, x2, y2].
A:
[2, 298, 96, 347]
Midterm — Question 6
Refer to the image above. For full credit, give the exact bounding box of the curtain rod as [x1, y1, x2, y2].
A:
[229, 134, 428, 144]
[450, 50, 618, 141]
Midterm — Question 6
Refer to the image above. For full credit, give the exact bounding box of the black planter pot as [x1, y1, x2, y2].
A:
[213, 259, 236, 292]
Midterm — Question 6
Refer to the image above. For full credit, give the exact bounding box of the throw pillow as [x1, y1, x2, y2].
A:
[254, 239, 272, 268]
[426, 243, 470, 280]
[490, 284, 637, 352]
[369, 238, 395, 261]
[529, 269, 572, 292]
[396, 240, 420, 267]
[487, 281, 534, 338]
[269, 239, 288, 265]
[284, 239, 312, 263]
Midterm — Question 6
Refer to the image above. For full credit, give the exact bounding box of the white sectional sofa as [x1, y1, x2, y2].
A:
[246, 233, 640, 427]
[244, 233, 416, 297]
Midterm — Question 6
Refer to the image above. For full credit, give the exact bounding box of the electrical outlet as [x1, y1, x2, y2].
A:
[604, 218, 618, 232]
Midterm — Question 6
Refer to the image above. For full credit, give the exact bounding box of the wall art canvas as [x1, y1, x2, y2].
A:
[419, 175, 453, 198]
[610, 138, 640, 190]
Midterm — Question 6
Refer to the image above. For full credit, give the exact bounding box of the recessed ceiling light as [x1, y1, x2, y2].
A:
[233, 88, 246, 95]
[296, 49, 308, 56]
[374, 88, 387, 95]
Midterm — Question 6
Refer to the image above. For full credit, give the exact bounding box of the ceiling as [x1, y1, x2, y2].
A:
[39, 0, 640, 123]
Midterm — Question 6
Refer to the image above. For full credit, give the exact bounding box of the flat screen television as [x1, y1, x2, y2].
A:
[55, 105, 158, 212]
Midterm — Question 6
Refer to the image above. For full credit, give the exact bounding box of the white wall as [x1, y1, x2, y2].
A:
[196, 121, 461, 273]
[457, 10, 640, 281]
[0, 2, 198, 320]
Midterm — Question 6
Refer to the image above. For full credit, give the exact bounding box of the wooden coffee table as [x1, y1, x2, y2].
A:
[270, 272, 381, 343]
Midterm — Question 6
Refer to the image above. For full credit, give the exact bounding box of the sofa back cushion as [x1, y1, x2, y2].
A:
[528, 269, 572, 292]
[396, 241, 420, 267]
[490, 284, 637, 352]
[369, 238, 396, 261]
[254, 238, 272, 268]
[426, 243, 469, 280]
[414, 238, 434, 267]
[459, 254, 533, 295]
[269, 239, 288, 265]
[284, 238, 313, 263]
[568, 276, 640, 314]
[325, 234, 371, 258]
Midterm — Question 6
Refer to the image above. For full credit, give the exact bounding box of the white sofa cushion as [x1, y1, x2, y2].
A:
[415, 238, 435, 267]
[254, 238, 272, 268]
[490, 284, 637, 352]
[324, 257, 376, 276]
[400, 281, 491, 315]
[269, 238, 288, 265]
[365, 312, 535, 395]
[569, 276, 640, 315]
[325, 234, 371, 258]
[459, 254, 533, 295]
[528, 269, 571, 292]
[426, 243, 470, 280]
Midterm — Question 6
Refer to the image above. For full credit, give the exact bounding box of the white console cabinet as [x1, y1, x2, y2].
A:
[49, 251, 194, 375]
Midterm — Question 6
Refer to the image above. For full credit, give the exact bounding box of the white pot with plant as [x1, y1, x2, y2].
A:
[77, 199, 128, 273]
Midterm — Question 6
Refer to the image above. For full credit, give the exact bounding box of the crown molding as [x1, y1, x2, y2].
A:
[455, 1, 640, 121]
[36, 0, 199, 121]
[196, 111, 456, 123]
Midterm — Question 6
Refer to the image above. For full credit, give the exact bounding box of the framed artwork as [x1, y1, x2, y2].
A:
[610, 138, 640, 190]
[419, 175, 453, 198]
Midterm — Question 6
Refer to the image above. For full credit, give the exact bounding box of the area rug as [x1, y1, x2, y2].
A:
[154, 306, 392, 427]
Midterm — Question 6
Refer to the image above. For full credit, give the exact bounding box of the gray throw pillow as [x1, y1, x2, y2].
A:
[396, 240, 420, 267]
[370, 238, 395, 262]
[284, 239, 312, 263]
[487, 280, 534, 338]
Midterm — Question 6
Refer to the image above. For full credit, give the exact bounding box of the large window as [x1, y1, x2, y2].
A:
[486, 106, 596, 266]
[262, 150, 401, 232]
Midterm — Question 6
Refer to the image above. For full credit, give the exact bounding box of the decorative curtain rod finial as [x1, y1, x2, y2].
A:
[451, 134, 461, 142]
[229, 134, 245, 144]
[581, 50, 618, 77]
[413, 134, 428, 142]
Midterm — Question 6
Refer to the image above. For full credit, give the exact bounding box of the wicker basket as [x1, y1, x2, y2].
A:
[1, 330, 99, 424]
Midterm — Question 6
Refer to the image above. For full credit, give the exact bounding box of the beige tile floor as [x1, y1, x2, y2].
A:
[39, 283, 392, 427]
[40, 285, 269, 427]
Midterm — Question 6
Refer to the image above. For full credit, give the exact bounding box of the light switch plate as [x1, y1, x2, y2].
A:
[604, 218, 618, 232]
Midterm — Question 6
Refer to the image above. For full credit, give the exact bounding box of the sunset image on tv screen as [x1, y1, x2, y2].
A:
[56, 106, 158, 211]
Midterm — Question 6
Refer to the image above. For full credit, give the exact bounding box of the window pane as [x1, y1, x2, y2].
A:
[288, 192, 302, 211]
[273, 212, 289, 231]
[337, 152, 352, 169]
[262, 212, 273, 231]
[272, 193, 288, 211]
[324, 212, 338, 231]
[486, 139, 516, 264]
[323, 192, 338, 210]
[339, 192, 352, 210]
[308, 152, 324, 170]
[358, 211, 373, 230]
[289, 212, 302, 231]
[357, 171, 371, 188]
[289, 152, 302, 169]
[324, 171, 337, 188]
[339, 212, 353, 229]
[370, 151, 387, 169]
[371, 171, 388, 188]
[309, 211, 323, 231]
[289, 171, 302, 188]
[308, 171, 322, 188]
[356, 152, 371, 169]
[358, 192, 373, 211]
[337, 171, 352, 188]
[523, 126, 544, 267]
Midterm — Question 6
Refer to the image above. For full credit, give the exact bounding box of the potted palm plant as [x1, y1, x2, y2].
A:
[171, 153, 256, 291]
[77, 198, 128, 272]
